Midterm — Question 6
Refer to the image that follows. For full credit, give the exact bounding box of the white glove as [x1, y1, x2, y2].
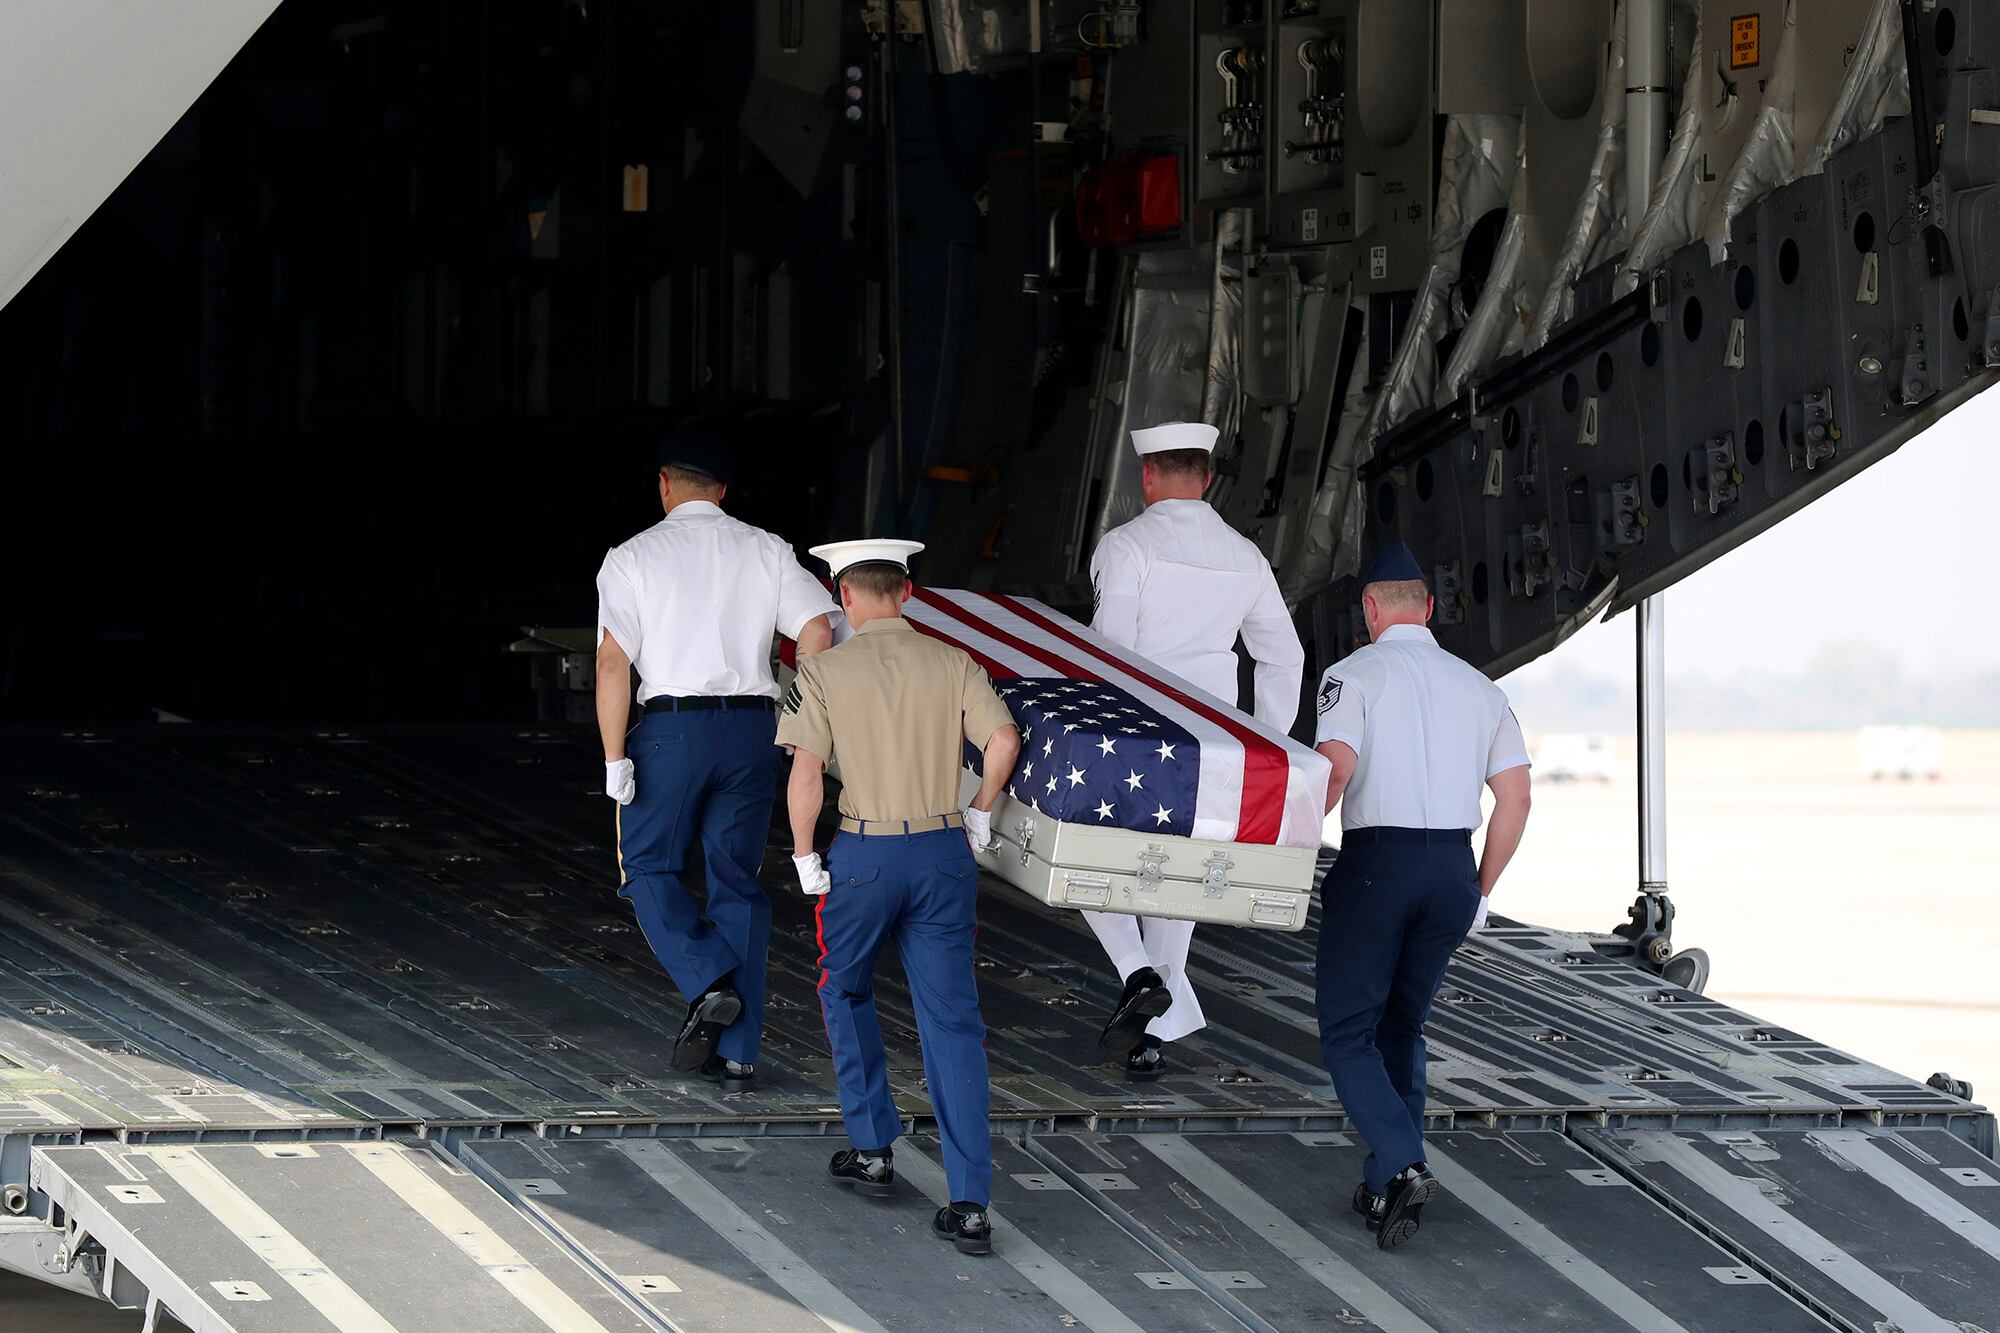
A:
[962, 806, 994, 854]
[605, 758, 635, 805]
[793, 852, 831, 897]
[1470, 897, 1491, 932]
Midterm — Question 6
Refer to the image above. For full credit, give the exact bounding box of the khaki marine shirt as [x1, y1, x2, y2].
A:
[776, 616, 1016, 823]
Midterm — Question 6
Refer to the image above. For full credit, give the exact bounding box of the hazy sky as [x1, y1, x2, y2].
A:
[1504, 381, 1999, 691]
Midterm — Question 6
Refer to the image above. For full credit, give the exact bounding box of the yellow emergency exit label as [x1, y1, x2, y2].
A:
[1730, 14, 1760, 69]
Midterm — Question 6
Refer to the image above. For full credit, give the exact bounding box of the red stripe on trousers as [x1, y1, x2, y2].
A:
[985, 593, 1288, 845]
[814, 891, 830, 993]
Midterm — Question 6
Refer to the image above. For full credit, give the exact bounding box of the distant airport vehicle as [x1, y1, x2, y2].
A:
[1860, 724, 1945, 781]
[1536, 733, 1616, 784]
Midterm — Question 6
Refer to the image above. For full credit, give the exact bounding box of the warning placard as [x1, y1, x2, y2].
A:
[1730, 14, 1761, 69]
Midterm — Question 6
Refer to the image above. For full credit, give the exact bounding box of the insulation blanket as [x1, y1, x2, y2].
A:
[900, 589, 1331, 850]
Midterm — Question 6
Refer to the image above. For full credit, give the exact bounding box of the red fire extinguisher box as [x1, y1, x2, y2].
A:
[1076, 152, 1183, 247]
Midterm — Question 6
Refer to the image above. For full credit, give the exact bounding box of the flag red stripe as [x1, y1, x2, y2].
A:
[903, 612, 1013, 681]
[985, 593, 1288, 844]
[909, 587, 1098, 685]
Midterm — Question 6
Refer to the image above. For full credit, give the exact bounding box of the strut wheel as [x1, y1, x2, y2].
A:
[1662, 948, 1711, 994]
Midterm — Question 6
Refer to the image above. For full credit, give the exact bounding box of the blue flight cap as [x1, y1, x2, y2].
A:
[656, 419, 735, 487]
[1361, 537, 1426, 585]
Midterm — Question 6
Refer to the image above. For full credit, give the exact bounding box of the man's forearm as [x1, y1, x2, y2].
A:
[1315, 740, 1357, 817]
[1323, 776, 1350, 817]
[596, 660, 631, 759]
[796, 615, 833, 660]
[971, 727, 1020, 811]
[788, 759, 824, 856]
[1478, 801, 1528, 896]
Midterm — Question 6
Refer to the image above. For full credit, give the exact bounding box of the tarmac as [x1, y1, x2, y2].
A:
[1487, 728, 2000, 1102]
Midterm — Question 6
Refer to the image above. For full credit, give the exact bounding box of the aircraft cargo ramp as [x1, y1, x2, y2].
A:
[1, 727, 1995, 1332]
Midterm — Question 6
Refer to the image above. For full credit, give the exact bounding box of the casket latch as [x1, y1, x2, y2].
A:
[1012, 817, 1035, 868]
[1201, 851, 1234, 899]
[1136, 844, 1168, 892]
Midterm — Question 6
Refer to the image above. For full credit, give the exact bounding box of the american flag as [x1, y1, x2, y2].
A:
[904, 589, 1330, 849]
[965, 677, 1202, 838]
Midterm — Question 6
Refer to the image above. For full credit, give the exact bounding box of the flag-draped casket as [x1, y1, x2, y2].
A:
[900, 588, 1331, 932]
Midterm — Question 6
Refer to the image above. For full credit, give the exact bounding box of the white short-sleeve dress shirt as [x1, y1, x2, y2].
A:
[1089, 499, 1305, 731]
[1314, 624, 1530, 831]
[595, 501, 835, 703]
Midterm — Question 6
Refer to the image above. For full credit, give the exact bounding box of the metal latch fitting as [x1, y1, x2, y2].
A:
[1012, 817, 1035, 868]
[1136, 844, 1167, 892]
[1201, 851, 1235, 900]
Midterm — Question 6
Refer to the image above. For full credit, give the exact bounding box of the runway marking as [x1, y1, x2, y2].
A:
[616, 1141, 889, 1333]
[1135, 1136, 1437, 1333]
[894, 1145, 1148, 1333]
[1642, 1132, 1965, 1333]
[342, 1143, 616, 1333]
[132, 1146, 399, 1333]
[1806, 1129, 2000, 1262]
[1425, 1145, 1689, 1332]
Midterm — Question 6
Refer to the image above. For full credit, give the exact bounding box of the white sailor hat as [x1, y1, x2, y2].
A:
[1130, 421, 1219, 456]
[808, 538, 925, 581]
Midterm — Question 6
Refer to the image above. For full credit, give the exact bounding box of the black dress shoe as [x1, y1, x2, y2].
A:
[1125, 1035, 1165, 1082]
[673, 986, 742, 1071]
[699, 1054, 756, 1093]
[933, 1202, 994, 1256]
[1376, 1164, 1440, 1251]
[1352, 1182, 1383, 1232]
[1099, 967, 1172, 1050]
[828, 1149, 896, 1198]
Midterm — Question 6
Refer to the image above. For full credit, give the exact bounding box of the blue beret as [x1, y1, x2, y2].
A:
[1361, 538, 1426, 585]
[656, 421, 735, 487]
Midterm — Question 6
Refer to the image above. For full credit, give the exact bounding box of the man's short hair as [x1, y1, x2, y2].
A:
[1145, 448, 1213, 481]
[661, 463, 725, 496]
[838, 562, 909, 600]
[1363, 578, 1430, 609]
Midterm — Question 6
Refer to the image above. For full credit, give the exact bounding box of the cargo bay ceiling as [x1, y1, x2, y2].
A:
[2, 0, 1995, 722]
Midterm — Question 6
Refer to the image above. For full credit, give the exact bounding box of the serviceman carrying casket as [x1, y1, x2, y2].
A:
[1313, 538, 1532, 1250]
[596, 422, 837, 1089]
[1083, 421, 1306, 1079]
[778, 538, 1022, 1256]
